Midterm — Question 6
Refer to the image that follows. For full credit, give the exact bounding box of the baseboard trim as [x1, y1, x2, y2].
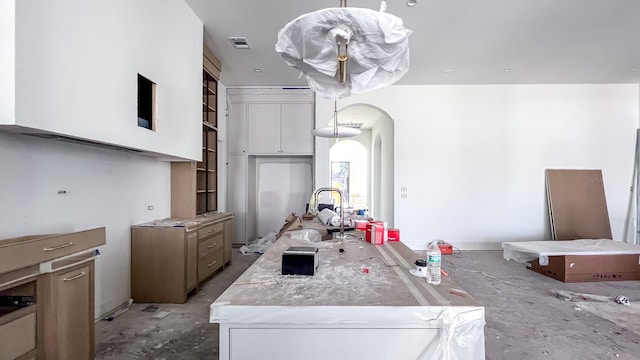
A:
[96, 298, 133, 322]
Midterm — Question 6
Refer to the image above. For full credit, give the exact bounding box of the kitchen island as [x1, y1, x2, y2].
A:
[210, 231, 485, 359]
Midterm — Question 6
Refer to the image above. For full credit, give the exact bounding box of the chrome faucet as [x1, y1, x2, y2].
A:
[311, 187, 345, 238]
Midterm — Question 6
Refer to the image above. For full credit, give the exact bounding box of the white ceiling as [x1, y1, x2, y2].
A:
[185, 0, 640, 87]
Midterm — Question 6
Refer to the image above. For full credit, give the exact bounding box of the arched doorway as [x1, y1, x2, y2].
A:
[330, 139, 368, 209]
[318, 103, 394, 226]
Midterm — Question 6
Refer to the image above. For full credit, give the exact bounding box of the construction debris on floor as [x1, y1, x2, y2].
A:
[95, 249, 640, 360]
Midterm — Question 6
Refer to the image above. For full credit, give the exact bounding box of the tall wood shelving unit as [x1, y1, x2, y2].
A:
[171, 46, 221, 218]
[199, 69, 218, 214]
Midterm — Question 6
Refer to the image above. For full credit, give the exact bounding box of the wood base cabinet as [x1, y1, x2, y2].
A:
[0, 279, 38, 360]
[0, 228, 104, 360]
[223, 218, 233, 265]
[38, 262, 95, 360]
[131, 214, 233, 304]
[131, 227, 197, 304]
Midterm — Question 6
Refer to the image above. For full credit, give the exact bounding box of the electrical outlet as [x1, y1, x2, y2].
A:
[147, 206, 154, 210]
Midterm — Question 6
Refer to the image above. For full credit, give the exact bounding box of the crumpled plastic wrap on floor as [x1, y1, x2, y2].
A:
[275, 6, 412, 99]
[502, 239, 640, 265]
[239, 233, 277, 254]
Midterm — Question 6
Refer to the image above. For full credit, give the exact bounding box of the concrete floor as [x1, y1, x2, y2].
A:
[96, 249, 640, 360]
[95, 252, 260, 360]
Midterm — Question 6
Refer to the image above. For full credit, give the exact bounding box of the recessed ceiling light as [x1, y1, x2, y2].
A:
[443, 69, 453, 73]
[629, 67, 637, 71]
[503, 68, 511, 72]
[406, 0, 418, 7]
[254, 68, 262, 73]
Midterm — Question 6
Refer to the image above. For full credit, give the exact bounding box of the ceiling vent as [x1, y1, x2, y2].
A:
[337, 122, 364, 129]
[228, 37, 251, 49]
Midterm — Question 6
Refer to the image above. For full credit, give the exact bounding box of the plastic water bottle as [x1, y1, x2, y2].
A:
[426, 240, 441, 285]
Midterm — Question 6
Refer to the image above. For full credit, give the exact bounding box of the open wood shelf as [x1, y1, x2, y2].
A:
[198, 68, 218, 214]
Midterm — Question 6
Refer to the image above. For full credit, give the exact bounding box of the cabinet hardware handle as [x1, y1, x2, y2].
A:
[207, 261, 217, 267]
[63, 271, 87, 281]
[44, 242, 74, 252]
[207, 243, 217, 248]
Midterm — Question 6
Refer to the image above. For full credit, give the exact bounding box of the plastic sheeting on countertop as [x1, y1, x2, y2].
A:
[132, 212, 233, 231]
[502, 239, 640, 265]
[209, 233, 485, 359]
[275, 5, 411, 100]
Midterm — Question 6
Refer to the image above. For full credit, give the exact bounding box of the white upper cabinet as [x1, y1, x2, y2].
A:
[281, 103, 314, 154]
[227, 89, 314, 156]
[228, 102, 247, 154]
[247, 103, 282, 154]
[0, 0, 204, 161]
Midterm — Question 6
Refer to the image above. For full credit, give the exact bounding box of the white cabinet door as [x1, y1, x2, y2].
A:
[228, 328, 440, 360]
[281, 103, 313, 154]
[228, 102, 247, 154]
[247, 103, 281, 154]
[227, 155, 247, 244]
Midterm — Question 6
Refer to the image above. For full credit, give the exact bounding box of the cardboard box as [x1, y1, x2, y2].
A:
[365, 223, 384, 245]
[276, 214, 302, 239]
[528, 254, 640, 282]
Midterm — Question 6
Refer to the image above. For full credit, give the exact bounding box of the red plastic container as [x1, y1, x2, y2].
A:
[438, 242, 453, 255]
[354, 220, 368, 230]
[371, 220, 388, 242]
[388, 229, 400, 242]
[366, 223, 384, 245]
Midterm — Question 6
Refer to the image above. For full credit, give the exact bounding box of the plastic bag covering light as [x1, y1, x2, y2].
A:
[275, 5, 412, 100]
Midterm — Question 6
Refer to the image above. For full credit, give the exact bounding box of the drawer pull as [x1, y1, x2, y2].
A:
[63, 271, 87, 281]
[207, 261, 217, 267]
[207, 243, 217, 248]
[43, 242, 74, 252]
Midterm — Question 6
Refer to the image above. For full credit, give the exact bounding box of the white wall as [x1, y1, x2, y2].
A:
[0, 0, 14, 124]
[0, 132, 171, 317]
[370, 113, 394, 226]
[316, 84, 639, 250]
[9, 0, 202, 160]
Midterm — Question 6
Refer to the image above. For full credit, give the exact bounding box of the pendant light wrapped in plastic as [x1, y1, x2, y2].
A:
[275, 2, 412, 100]
[312, 100, 361, 138]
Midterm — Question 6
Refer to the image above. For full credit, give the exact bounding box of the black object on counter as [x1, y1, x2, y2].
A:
[282, 246, 319, 276]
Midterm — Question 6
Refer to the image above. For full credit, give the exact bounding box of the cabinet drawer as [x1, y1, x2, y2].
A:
[0, 307, 36, 360]
[198, 250, 223, 281]
[0, 228, 105, 274]
[198, 222, 224, 238]
[198, 233, 223, 259]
